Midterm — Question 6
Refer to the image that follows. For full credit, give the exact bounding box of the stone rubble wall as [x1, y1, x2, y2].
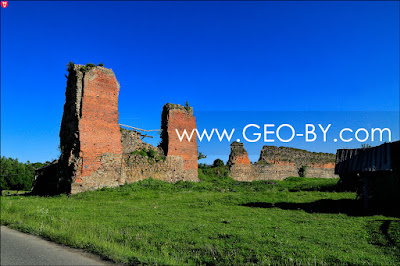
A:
[123, 154, 189, 183]
[259, 145, 336, 166]
[120, 128, 161, 155]
[228, 143, 337, 181]
[121, 115, 199, 183]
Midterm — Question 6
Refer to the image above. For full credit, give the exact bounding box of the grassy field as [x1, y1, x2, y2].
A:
[1, 168, 399, 265]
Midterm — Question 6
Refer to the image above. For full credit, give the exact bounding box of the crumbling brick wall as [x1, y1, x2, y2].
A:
[32, 64, 198, 195]
[120, 128, 156, 154]
[123, 153, 189, 183]
[62, 65, 124, 193]
[120, 127, 192, 183]
[159, 103, 198, 181]
[228, 143, 337, 181]
[33, 65, 124, 194]
[258, 146, 335, 167]
[121, 104, 199, 183]
[227, 142, 253, 181]
[252, 161, 299, 181]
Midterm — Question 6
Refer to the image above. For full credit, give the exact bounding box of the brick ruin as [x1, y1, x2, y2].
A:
[228, 142, 337, 181]
[32, 63, 340, 194]
[123, 104, 198, 184]
[227, 142, 252, 181]
[32, 64, 198, 195]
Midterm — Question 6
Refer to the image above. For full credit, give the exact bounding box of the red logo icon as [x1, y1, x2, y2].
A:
[1, 1, 8, 8]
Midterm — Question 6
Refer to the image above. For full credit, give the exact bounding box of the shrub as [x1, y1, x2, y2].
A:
[185, 101, 191, 112]
[66, 61, 75, 72]
[155, 155, 166, 162]
[198, 163, 212, 169]
[213, 159, 224, 168]
[79, 63, 97, 73]
[147, 148, 156, 158]
[132, 148, 148, 157]
[298, 165, 308, 177]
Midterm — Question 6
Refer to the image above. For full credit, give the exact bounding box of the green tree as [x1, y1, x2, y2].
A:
[0, 157, 46, 192]
[213, 159, 224, 168]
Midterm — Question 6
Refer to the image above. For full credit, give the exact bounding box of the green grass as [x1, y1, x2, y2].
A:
[1, 170, 399, 265]
[1, 190, 30, 196]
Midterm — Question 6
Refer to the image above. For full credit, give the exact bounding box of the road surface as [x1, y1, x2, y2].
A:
[1, 226, 114, 265]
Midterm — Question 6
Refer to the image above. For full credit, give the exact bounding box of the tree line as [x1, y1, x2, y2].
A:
[0, 157, 49, 192]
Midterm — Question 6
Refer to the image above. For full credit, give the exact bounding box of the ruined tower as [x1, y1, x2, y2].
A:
[60, 64, 123, 193]
[33, 64, 124, 194]
[33, 64, 199, 195]
[227, 142, 253, 181]
[160, 103, 198, 181]
[227, 142, 337, 181]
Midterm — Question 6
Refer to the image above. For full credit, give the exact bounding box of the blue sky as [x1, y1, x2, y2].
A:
[1, 1, 399, 164]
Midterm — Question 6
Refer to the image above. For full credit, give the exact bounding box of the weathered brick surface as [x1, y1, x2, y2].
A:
[59, 66, 123, 193]
[227, 142, 253, 180]
[33, 65, 124, 194]
[74, 153, 124, 193]
[76, 67, 122, 179]
[120, 128, 158, 154]
[160, 104, 198, 181]
[121, 107, 199, 182]
[307, 167, 336, 178]
[123, 154, 187, 183]
[259, 146, 336, 166]
[228, 142, 251, 165]
[252, 163, 299, 181]
[228, 142, 337, 181]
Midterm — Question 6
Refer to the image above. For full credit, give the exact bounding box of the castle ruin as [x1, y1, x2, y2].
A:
[227, 142, 337, 181]
[32, 64, 198, 195]
[32, 63, 339, 195]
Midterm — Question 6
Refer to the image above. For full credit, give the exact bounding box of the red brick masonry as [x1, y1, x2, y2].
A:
[165, 108, 198, 173]
[77, 68, 122, 181]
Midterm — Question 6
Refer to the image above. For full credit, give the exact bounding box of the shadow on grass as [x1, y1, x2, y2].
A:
[1, 191, 31, 197]
[241, 199, 400, 218]
[1, 192, 62, 198]
[288, 185, 338, 192]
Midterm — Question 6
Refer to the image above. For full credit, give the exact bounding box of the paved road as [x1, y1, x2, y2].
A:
[1, 226, 114, 265]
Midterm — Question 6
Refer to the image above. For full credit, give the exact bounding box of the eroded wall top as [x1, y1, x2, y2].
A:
[259, 145, 336, 167]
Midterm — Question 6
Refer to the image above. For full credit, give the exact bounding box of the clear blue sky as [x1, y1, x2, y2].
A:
[1, 1, 399, 164]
